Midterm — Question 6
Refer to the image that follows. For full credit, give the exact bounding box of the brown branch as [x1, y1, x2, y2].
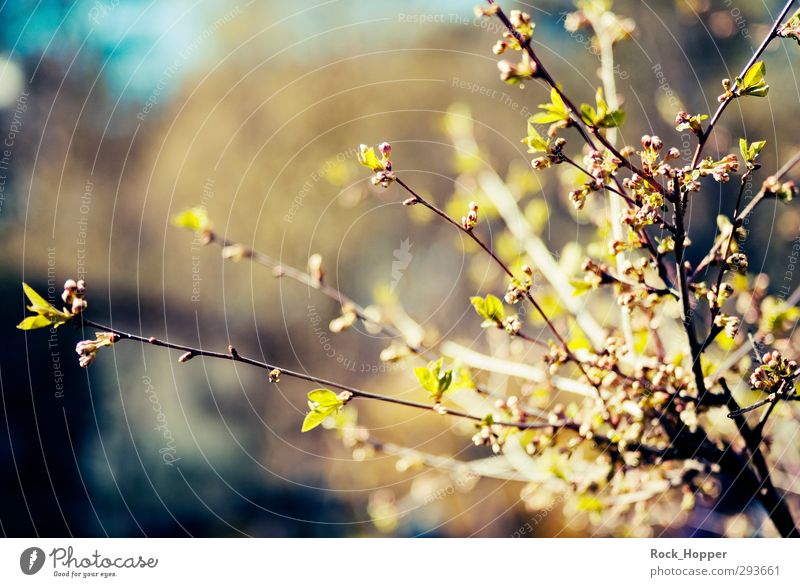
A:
[187, 228, 433, 359]
[80, 317, 553, 431]
[690, 0, 798, 168]
[394, 177, 612, 416]
[719, 378, 799, 537]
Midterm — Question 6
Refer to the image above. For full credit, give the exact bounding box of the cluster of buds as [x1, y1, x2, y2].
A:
[750, 351, 798, 390]
[473, 3, 499, 18]
[777, 10, 800, 44]
[617, 288, 659, 314]
[497, 52, 537, 84]
[621, 202, 659, 231]
[471, 415, 505, 454]
[581, 259, 613, 289]
[705, 282, 734, 308]
[504, 266, 533, 304]
[461, 201, 479, 230]
[674, 112, 707, 136]
[494, 395, 526, 423]
[763, 175, 797, 203]
[568, 180, 602, 211]
[487, 8, 535, 53]
[717, 78, 735, 103]
[502, 314, 522, 335]
[357, 142, 395, 188]
[531, 137, 567, 170]
[75, 332, 119, 368]
[543, 342, 569, 374]
[713, 313, 740, 338]
[697, 154, 738, 183]
[726, 252, 748, 274]
[585, 149, 621, 183]
[594, 335, 628, 371]
[62, 279, 88, 315]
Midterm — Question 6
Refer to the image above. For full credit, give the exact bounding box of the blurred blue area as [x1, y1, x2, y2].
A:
[1, 0, 210, 103]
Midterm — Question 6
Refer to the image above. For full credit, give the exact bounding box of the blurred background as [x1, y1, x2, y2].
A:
[1, 0, 799, 537]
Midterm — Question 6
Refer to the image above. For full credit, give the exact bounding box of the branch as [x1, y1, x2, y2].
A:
[690, 0, 798, 168]
[80, 317, 559, 431]
[394, 177, 612, 415]
[186, 227, 433, 359]
[719, 379, 799, 537]
[487, 0, 667, 198]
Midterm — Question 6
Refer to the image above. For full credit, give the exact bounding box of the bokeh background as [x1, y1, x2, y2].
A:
[1, 0, 799, 537]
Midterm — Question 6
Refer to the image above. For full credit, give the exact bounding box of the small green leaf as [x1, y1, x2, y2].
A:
[530, 111, 564, 125]
[597, 109, 625, 128]
[22, 282, 51, 310]
[736, 62, 769, 97]
[17, 283, 73, 330]
[579, 104, 597, 126]
[301, 389, 344, 432]
[739, 138, 766, 169]
[532, 88, 570, 125]
[521, 121, 550, 154]
[569, 279, 593, 296]
[172, 207, 210, 233]
[414, 358, 453, 401]
[357, 144, 384, 172]
[301, 410, 332, 432]
[470, 294, 504, 325]
[16, 315, 54, 330]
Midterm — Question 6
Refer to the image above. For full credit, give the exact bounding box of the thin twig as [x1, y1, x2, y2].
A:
[189, 228, 433, 359]
[394, 177, 612, 415]
[80, 317, 555, 431]
[690, 0, 798, 168]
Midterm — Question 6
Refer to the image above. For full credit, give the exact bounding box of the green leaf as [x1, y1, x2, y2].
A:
[736, 62, 769, 97]
[739, 138, 766, 168]
[301, 410, 333, 432]
[172, 207, 210, 233]
[470, 294, 504, 325]
[579, 88, 624, 128]
[17, 283, 73, 330]
[521, 121, 550, 154]
[22, 282, 51, 310]
[16, 315, 54, 330]
[579, 104, 597, 126]
[414, 358, 453, 400]
[597, 109, 625, 128]
[301, 389, 344, 432]
[529, 111, 564, 125]
[533, 88, 569, 125]
[357, 144, 384, 172]
[569, 279, 593, 296]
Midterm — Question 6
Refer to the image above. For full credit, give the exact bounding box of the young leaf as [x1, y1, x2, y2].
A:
[357, 144, 384, 172]
[739, 138, 766, 168]
[735, 61, 769, 97]
[580, 88, 624, 128]
[531, 88, 569, 125]
[172, 207, 210, 233]
[17, 283, 73, 330]
[470, 294, 505, 326]
[17, 315, 54, 330]
[301, 389, 344, 432]
[414, 358, 453, 401]
[521, 121, 550, 154]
